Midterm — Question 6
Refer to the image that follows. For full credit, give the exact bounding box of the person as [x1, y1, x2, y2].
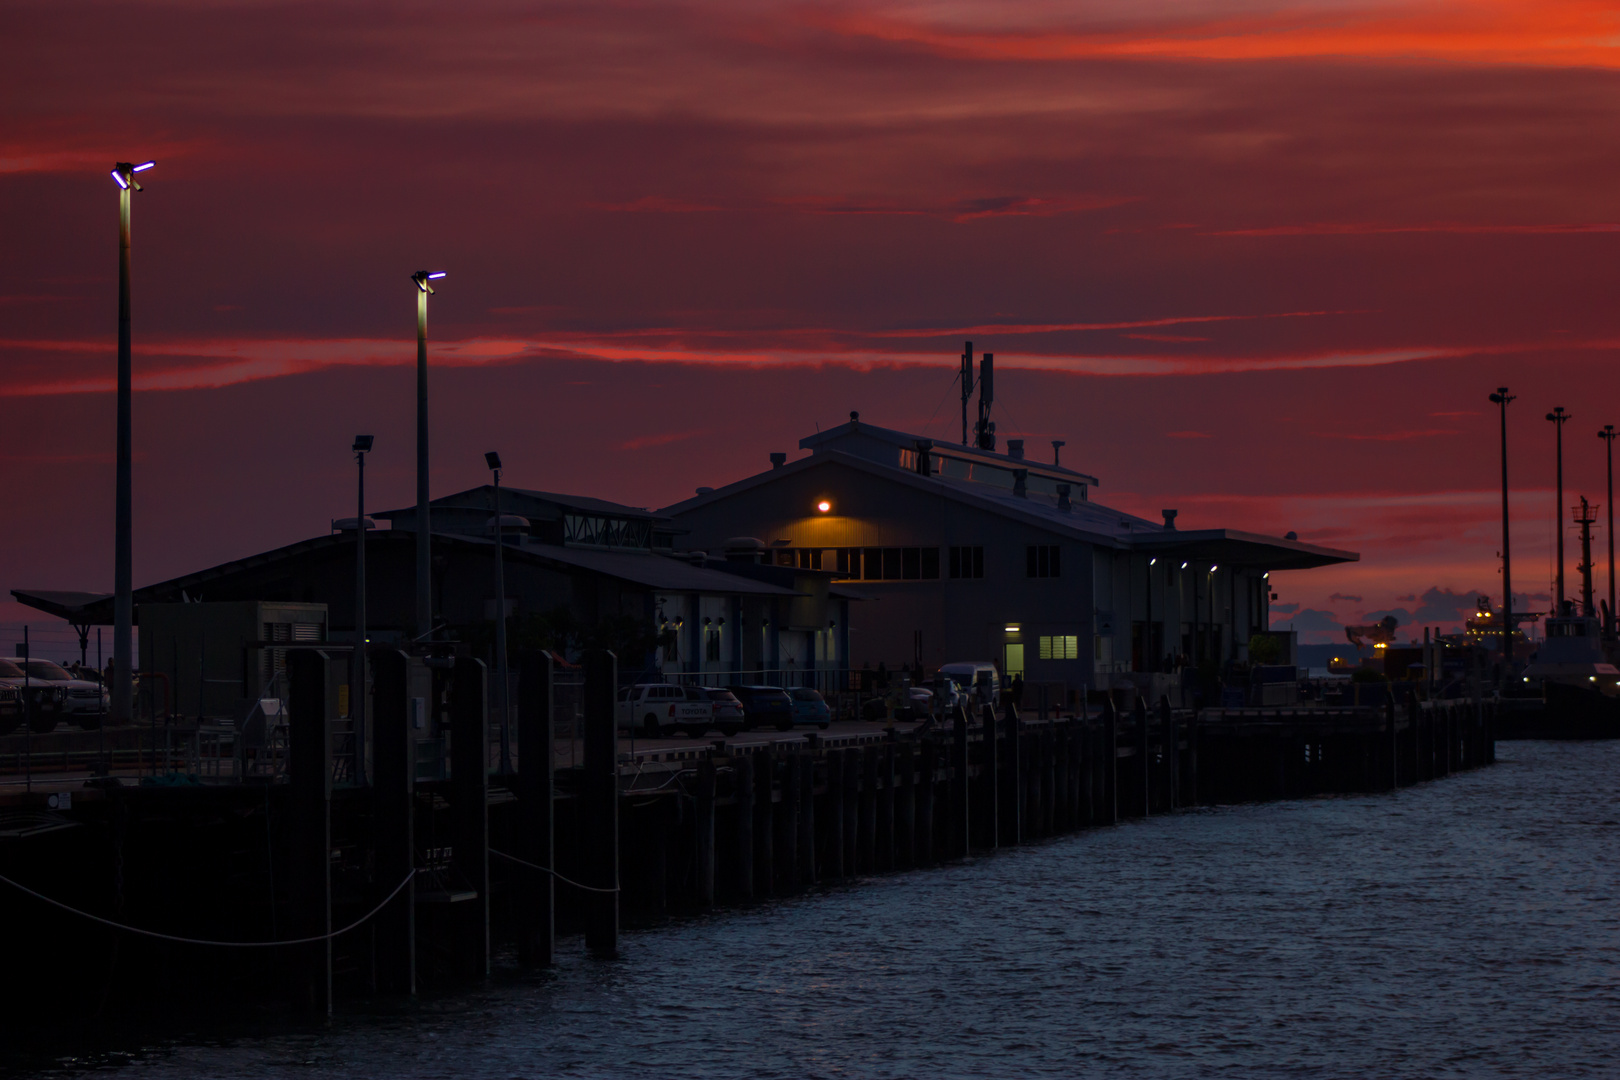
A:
[1010, 673, 1025, 707]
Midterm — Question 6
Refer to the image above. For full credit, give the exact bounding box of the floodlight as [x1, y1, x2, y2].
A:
[816, 499, 831, 513]
[1180, 561, 1188, 570]
[485, 451, 502, 471]
[1210, 564, 1218, 572]
[132, 161, 156, 172]
[111, 170, 129, 189]
[353, 434, 374, 453]
[427, 272, 446, 280]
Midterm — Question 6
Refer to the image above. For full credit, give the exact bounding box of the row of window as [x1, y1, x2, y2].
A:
[770, 545, 1058, 581]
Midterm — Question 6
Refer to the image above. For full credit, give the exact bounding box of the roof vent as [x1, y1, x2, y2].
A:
[687, 550, 707, 566]
[1057, 484, 1071, 512]
[723, 537, 768, 563]
[332, 517, 376, 532]
[1013, 468, 1028, 498]
[1051, 439, 1066, 466]
[1285, 530, 1298, 541]
[769, 452, 787, 469]
[1007, 439, 1024, 460]
[696, 486, 715, 495]
[849, 411, 860, 425]
[1162, 509, 1178, 530]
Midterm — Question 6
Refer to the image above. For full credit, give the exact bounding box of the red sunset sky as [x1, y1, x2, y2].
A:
[5, 0, 1620, 655]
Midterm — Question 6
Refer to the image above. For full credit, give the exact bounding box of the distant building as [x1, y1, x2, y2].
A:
[664, 417, 1355, 695]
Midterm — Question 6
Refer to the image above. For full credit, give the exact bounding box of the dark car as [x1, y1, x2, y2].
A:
[0, 658, 66, 735]
[725, 685, 793, 732]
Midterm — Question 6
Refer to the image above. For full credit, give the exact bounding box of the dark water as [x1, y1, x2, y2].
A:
[23, 741, 1620, 1078]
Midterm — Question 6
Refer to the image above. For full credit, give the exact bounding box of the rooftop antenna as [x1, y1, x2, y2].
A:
[975, 352, 996, 451]
[960, 341, 974, 446]
[1051, 439, 1066, 467]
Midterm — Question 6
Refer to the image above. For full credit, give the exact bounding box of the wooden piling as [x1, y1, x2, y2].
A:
[695, 759, 717, 906]
[917, 739, 936, 864]
[1134, 697, 1151, 817]
[824, 750, 843, 879]
[515, 650, 553, 968]
[371, 649, 416, 992]
[757, 748, 776, 894]
[1003, 703, 1023, 846]
[979, 705, 998, 851]
[859, 745, 878, 872]
[582, 649, 618, 958]
[951, 707, 970, 858]
[842, 747, 860, 875]
[878, 742, 896, 871]
[1041, 725, 1057, 835]
[798, 754, 816, 886]
[734, 753, 755, 898]
[1160, 697, 1177, 811]
[287, 649, 332, 1015]
[781, 750, 800, 892]
[1103, 697, 1119, 825]
[452, 657, 491, 977]
[896, 741, 916, 868]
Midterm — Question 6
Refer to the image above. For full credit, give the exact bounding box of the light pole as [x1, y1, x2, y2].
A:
[1491, 388, 1514, 679]
[1547, 406, 1570, 611]
[412, 270, 446, 642]
[1602, 425, 1617, 635]
[110, 159, 154, 724]
[486, 451, 512, 774]
[353, 434, 373, 782]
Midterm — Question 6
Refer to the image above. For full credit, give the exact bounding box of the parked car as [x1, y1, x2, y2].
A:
[789, 687, 831, 729]
[616, 683, 713, 737]
[699, 687, 745, 736]
[0, 658, 67, 734]
[21, 660, 109, 726]
[726, 685, 794, 731]
[0, 685, 20, 736]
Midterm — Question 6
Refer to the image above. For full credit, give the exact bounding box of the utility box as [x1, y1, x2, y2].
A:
[139, 601, 328, 722]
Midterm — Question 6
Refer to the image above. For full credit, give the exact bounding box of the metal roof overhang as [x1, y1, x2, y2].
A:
[1131, 529, 1357, 571]
[10, 589, 114, 625]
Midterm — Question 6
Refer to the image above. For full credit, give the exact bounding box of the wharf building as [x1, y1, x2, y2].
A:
[664, 416, 1355, 698]
[12, 487, 850, 718]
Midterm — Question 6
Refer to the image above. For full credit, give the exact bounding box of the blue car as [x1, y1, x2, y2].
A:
[790, 687, 831, 729]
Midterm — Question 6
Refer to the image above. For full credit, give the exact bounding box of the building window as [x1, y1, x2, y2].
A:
[705, 630, 721, 662]
[949, 546, 984, 579]
[833, 547, 939, 581]
[1038, 635, 1079, 660]
[797, 549, 823, 570]
[1027, 545, 1061, 578]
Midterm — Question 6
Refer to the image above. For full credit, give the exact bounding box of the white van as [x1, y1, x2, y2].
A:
[937, 662, 1000, 707]
[616, 683, 719, 737]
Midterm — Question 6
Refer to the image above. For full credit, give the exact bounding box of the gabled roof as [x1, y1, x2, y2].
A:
[662, 450, 1355, 570]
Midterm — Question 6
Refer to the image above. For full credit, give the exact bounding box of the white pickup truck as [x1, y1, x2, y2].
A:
[616, 683, 726, 738]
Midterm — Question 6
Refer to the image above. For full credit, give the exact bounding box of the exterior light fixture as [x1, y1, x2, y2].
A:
[817, 500, 832, 513]
[1210, 564, 1218, 573]
[1149, 558, 1157, 566]
[1180, 561, 1188, 570]
[411, 269, 447, 640]
[1004, 623, 1021, 633]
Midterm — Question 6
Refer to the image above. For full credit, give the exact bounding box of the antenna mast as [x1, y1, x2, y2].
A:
[960, 341, 974, 446]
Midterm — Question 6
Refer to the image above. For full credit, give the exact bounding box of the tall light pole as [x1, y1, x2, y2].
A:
[1602, 425, 1617, 635]
[1491, 389, 1514, 680]
[412, 270, 446, 641]
[1547, 406, 1570, 610]
[486, 451, 511, 774]
[353, 434, 373, 782]
[110, 160, 154, 724]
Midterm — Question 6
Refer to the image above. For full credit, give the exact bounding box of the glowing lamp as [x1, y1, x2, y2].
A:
[1004, 623, 1021, 633]
[816, 500, 831, 513]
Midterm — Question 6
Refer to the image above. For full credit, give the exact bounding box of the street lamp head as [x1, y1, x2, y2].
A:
[1490, 387, 1514, 405]
[1547, 406, 1569, 423]
[485, 451, 502, 472]
[1602, 425, 1617, 442]
[412, 270, 445, 293]
[111, 161, 153, 192]
[352, 434, 374, 454]
[132, 161, 156, 172]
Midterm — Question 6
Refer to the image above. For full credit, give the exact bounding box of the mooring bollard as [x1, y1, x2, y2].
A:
[516, 650, 554, 968]
[583, 649, 618, 958]
[735, 753, 755, 899]
[287, 648, 332, 1016]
